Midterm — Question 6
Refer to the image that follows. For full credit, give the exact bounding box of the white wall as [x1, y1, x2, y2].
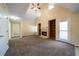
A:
[70, 13, 79, 46]
[21, 20, 36, 36]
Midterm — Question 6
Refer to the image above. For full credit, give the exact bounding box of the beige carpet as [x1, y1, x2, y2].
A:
[5, 36, 75, 56]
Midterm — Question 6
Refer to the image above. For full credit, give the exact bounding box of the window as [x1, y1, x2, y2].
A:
[59, 21, 68, 40]
[34, 26, 37, 32]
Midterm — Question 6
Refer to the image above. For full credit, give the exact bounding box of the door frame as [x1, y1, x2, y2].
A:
[10, 22, 21, 38]
[38, 23, 41, 36]
[56, 18, 71, 43]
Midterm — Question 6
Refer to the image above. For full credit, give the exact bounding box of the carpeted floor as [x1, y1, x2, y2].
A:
[5, 36, 75, 56]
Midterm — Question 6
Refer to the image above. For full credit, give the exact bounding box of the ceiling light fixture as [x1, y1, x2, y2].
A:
[48, 3, 54, 10]
[4, 15, 21, 20]
[9, 15, 21, 20]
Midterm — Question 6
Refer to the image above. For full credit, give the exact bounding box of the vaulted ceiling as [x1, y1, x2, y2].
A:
[55, 3, 79, 12]
[6, 3, 79, 21]
[6, 3, 29, 20]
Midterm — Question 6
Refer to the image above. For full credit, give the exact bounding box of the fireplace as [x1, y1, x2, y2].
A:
[42, 31, 47, 36]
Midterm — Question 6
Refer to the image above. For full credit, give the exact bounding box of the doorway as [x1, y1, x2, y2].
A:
[49, 19, 56, 39]
[11, 22, 21, 38]
[38, 23, 41, 36]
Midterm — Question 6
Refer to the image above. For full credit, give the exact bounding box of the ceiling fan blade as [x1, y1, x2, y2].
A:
[32, 3, 36, 7]
[38, 7, 41, 9]
[37, 3, 39, 6]
[31, 3, 40, 10]
[31, 7, 34, 9]
[32, 3, 34, 6]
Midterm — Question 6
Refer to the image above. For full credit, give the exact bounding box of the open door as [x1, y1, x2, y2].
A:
[0, 18, 9, 55]
[49, 19, 56, 39]
[38, 23, 41, 36]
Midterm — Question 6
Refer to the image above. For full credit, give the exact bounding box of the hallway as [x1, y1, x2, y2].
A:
[5, 36, 75, 56]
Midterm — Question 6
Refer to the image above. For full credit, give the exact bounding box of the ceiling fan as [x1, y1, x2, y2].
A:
[31, 3, 41, 11]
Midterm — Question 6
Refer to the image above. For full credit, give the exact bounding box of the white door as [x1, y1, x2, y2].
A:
[0, 18, 9, 55]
